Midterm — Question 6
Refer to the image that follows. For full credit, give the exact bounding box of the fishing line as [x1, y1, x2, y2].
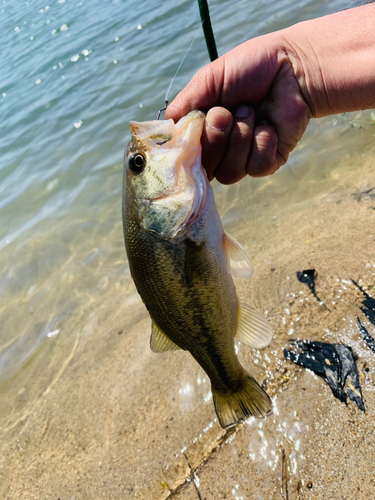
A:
[156, 36, 197, 120]
[157, 0, 218, 120]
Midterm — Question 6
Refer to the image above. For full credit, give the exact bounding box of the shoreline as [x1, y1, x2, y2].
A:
[1, 143, 375, 498]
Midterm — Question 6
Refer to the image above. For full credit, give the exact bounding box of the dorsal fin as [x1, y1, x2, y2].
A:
[236, 300, 273, 349]
[223, 232, 254, 278]
[150, 320, 181, 352]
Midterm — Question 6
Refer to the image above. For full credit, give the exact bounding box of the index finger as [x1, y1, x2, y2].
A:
[165, 36, 279, 122]
[165, 60, 224, 122]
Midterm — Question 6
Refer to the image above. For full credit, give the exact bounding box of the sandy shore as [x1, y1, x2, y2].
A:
[1, 139, 375, 499]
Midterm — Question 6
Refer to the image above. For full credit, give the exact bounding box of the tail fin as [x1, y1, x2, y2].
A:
[212, 373, 272, 429]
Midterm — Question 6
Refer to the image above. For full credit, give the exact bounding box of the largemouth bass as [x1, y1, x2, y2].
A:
[122, 110, 273, 428]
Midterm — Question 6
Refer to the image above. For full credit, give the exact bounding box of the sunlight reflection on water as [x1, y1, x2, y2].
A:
[1, 3, 374, 492]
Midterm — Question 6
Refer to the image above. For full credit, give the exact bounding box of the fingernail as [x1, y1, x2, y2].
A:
[206, 110, 231, 132]
[235, 105, 250, 119]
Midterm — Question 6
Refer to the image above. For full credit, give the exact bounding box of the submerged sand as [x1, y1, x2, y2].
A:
[2, 138, 375, 499]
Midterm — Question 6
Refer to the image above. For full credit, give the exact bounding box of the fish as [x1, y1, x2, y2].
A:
[122, 110, 273, 428]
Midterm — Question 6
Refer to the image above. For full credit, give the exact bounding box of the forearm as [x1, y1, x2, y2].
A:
[282, 3, 375, 117]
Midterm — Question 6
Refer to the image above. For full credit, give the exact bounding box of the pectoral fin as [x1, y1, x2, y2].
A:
[223, 232, 254, 278]
[150, 320, 181, 352]
[236, 300, 273, 349]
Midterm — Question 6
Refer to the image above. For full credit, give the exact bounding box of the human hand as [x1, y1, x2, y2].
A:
[165, 33, 311, 184]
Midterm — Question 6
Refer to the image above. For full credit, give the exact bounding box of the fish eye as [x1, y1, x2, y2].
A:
[128, 153, 146, 173]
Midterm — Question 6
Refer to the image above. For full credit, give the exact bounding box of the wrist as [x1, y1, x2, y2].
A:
[280, 4, 375, 118]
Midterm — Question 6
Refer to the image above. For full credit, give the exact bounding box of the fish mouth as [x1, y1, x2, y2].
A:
[129, 111, 208, 238]
[129, 119, 175, 142]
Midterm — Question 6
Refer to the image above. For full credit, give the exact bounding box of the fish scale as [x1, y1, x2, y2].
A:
[125, 219, 241, 389]
[123, 110, 274, 428]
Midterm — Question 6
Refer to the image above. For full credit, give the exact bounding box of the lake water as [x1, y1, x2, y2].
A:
[1, 0, 375, 496]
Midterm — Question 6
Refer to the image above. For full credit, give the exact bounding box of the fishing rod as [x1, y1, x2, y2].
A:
[198, 0, 218, 62]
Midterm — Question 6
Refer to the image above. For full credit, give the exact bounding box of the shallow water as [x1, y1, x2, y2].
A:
[1, 0, 375, 497]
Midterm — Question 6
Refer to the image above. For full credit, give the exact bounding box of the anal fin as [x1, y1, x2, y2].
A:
[236, 300, 273, 349]
[150, 320, 181, 353]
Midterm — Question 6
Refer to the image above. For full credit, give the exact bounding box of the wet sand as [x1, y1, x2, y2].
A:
[2, 140, 375, 499]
